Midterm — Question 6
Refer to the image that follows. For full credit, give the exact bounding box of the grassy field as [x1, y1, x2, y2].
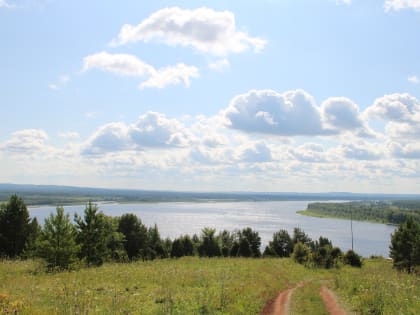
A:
[0, 258, 418, 314]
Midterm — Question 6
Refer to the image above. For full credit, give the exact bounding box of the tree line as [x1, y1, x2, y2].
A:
[1, 195, 418, 273]
[305, 201, 420, 225]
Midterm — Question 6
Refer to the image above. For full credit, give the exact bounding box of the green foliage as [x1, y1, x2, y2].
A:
[267, 229, 293, 257]
[0, 194, 31, 258]
[117, 213, 147, 260]
[302, 201, 420, 225]
[389, 216, 420, 273]
[75, 202, 110, 266]
[343, 250, 362, 268]
[292, 242, 310, 264]
[36, 207, 79, 270]
[198, 228, 221, 257]
[22, 217, 41, 259]
[292, 227, 312, 247]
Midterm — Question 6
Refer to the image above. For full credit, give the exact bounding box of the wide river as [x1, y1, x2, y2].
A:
[29, 201, 396, 258]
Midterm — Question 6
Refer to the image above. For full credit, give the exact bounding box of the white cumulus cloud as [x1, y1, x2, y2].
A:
[82, 51, 199, 89]
[0, 0, 14, 8]
[365, 93, 420, 123]
[0, 129, 49, 154]
[83, 112, 192, 155]
[140, 63, 199, 89]
[110, 7, 266, 56]
[385, 0, 420, 12]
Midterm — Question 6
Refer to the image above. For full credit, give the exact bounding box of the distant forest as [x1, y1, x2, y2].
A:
[1, 183, 420, 206]
[301, 201, 420, 225]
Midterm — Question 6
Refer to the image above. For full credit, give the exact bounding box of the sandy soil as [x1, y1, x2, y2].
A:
[319, 286, 348, 315]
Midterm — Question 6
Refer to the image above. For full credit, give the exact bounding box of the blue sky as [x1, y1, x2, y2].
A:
[1, 0, 420, 193]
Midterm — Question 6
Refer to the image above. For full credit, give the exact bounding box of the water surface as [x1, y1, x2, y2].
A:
[29, 201, 396, 257]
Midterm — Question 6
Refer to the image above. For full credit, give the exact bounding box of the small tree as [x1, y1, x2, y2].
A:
[390, 217, 420, 273]
[268, 230, 293, 257]
[75, 202, 109, 266]
[37, 207, 79, 270]
[171, 238, 184, 258]
[292, 242, 310, 264]
[0, 195, 31, 258]
[198, 228, 221, 257]
[118, 213, 147, 260]
[343, 250, 362, 268]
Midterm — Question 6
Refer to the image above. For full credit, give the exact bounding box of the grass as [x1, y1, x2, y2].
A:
[0, 258, 418, 314]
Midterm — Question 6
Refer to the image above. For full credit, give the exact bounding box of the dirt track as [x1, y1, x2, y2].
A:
[261, 283, 347, 315]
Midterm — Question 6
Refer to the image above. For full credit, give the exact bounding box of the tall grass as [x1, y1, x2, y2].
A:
[0, 258, 418, 314]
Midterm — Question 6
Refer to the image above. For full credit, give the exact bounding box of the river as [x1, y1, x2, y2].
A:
[29, 200, 396, 257]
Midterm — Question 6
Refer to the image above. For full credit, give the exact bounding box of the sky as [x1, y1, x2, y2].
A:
[1, 0, 420, 193]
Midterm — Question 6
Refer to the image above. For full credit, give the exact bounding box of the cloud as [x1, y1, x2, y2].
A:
[110, 7, 266, 56]
[140, 63, 199, 89]
[48, 75, 70, 91]
[386, 121, 420, 139]
[0, 129, 48, 153]
[408, 75, 419, 84]
[289, 143, 327, 163]
[83, 112, 192, 155]
[208, 59, 230, 72]
[385, 0, 420, 12]
[223, 89, 370, 137]
[238, 142, 272, 163]
[338, 142, 383, 160]
[335, 0, 352, 5]
[82, 51, 154, 76]
[223, 89, 327, 136]
[0, 0, 15, 8]
[82, 52, 199, 89]
[389, 142, 420, 159]
[58, 132, 80, 140]
[365, 93, 420, 123]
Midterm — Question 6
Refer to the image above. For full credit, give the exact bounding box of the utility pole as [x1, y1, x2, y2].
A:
[350, 208, 354, 251]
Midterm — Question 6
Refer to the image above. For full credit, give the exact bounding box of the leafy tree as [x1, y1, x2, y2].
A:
[146, 224, 165, 259]
[237, 237, 252, 257]
[37, 207, 79, 270]
[75, 202, 109, 266]
[181, 235, 194, 256]
[198, 228, 221, 257]
[343, 250, 362, 268]
[268, 230, 293, 257]
[390, 216, 420, 273]
[103, 216, 126, 262]
[171, 238, 184, 258]
[22, 217, 41, 259]
[117, 213, 147, 260]
[292, 227, 312, 247]
[240, 227, 261, 257]
[0, 195, 31, 258]
[292, 242, 310, 264]
[219, 230, 234, 257]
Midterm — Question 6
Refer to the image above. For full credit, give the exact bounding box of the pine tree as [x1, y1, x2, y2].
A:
[0, 194, 31, 258]
[390, 216, 420, 273]
[37, 207, 79, 270]
[75, 202, 109, 266]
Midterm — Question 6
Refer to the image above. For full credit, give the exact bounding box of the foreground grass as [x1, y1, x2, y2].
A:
[0, 258, 418, 314]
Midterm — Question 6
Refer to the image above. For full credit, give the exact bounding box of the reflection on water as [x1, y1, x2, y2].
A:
[29, 201, 396, 257]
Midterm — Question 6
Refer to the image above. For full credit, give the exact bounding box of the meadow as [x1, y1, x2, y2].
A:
[0, 258, 418, 314]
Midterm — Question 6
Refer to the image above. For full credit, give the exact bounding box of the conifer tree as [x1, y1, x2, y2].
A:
[37, 207, 79, 269]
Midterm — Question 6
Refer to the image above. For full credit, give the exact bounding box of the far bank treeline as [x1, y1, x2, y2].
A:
[1, 195, 418, 273]
[299, 200, 420, 225]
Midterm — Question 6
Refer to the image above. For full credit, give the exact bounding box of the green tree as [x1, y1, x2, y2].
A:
[117, 213, 147, 260]
[292, 242, 310, 264]
[343, 250, 362, 268]
[219, 230, 233, 257]
[268, 230, 293, 257]
[0, 195, 31, 258]
[171, 238, 184, 258]
[181, 235, 194, 256]
[22, 217, 41, 259]
[240, 227, 261, 257]
[237, 237, 252, 257]
[37, 207, 79, 270]
[75, 202, 109, 266]
[146, 224, 165, 259]
[198, 228, 221, 257]
[292, 227, 312, 247]
[390, 216, 420, 273]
